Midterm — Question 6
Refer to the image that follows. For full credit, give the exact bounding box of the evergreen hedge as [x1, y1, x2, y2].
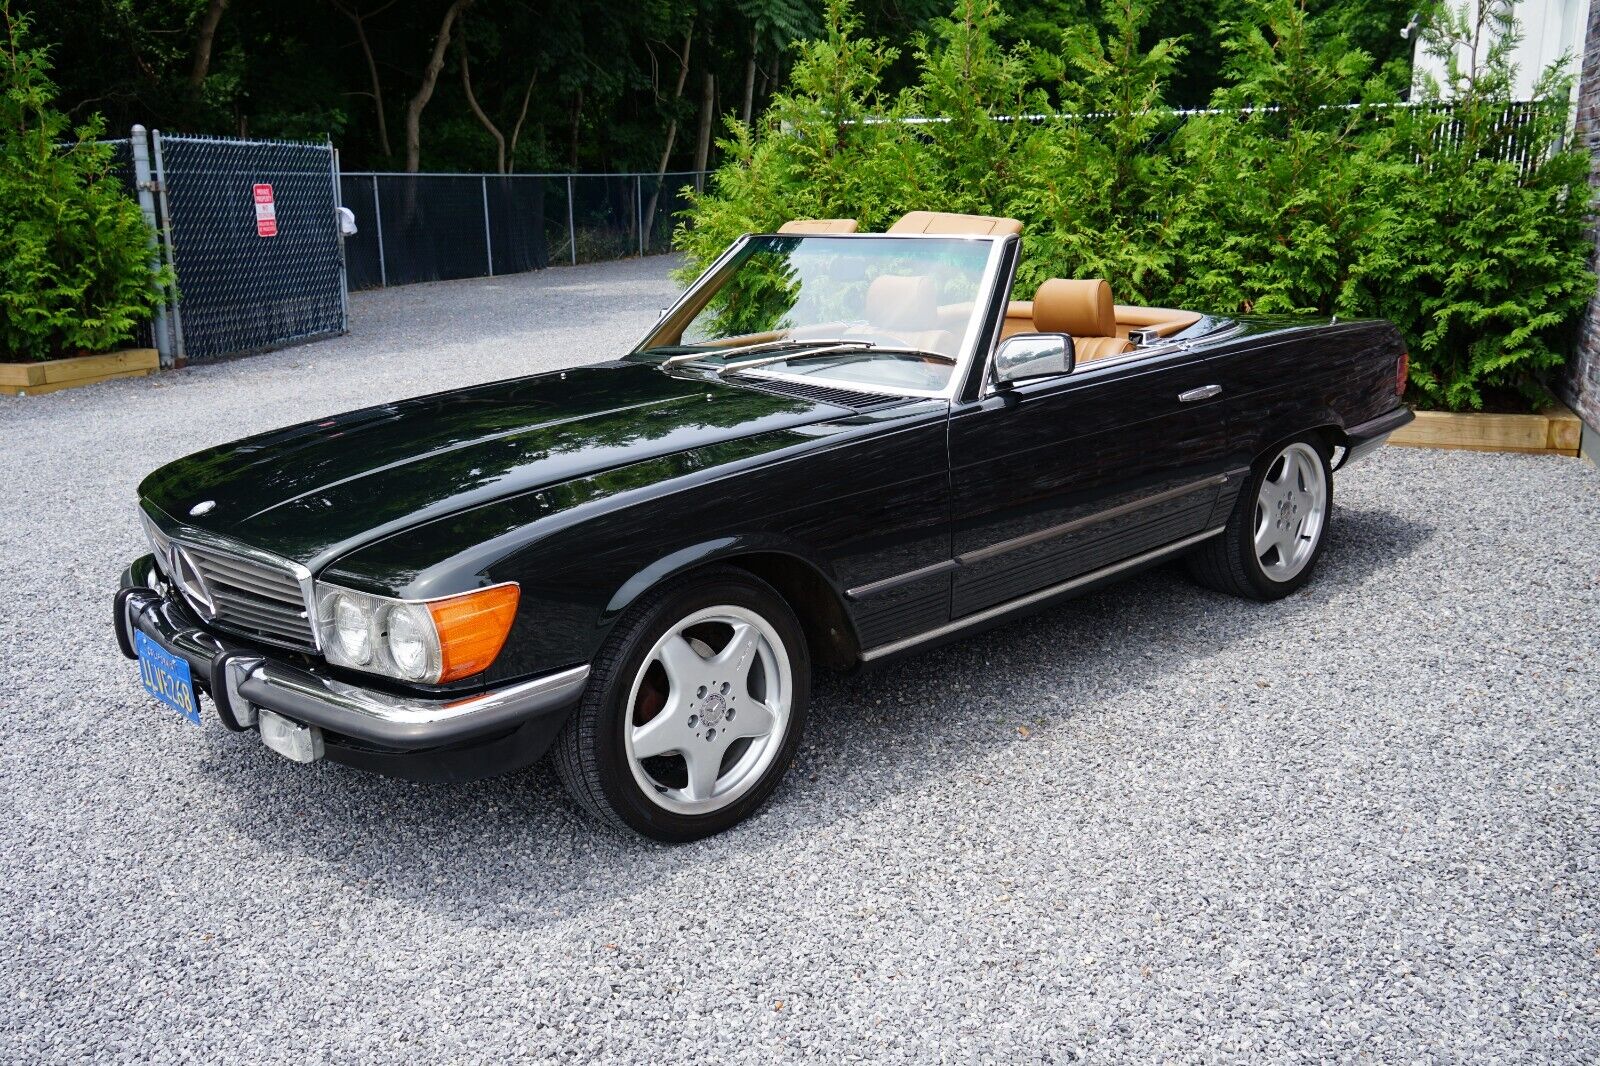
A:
[676, 0, 1595, 412]
[0, 5, 168, 364]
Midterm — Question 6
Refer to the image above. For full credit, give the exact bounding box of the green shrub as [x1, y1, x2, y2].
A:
[1348, 3, 1594, 410]
[1166, 0, 1401, 317]
[676, 0, 1594, 412]
[905, 0, 1037, 218]
[1009, 0, 1186, 302]
[0, 5, 169, 363]
[673, 0, 920, 277]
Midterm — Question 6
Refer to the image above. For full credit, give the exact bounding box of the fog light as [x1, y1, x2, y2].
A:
[259, 710, 324, 764]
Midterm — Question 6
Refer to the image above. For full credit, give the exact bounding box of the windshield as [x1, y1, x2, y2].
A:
[632, 234, 998, 395]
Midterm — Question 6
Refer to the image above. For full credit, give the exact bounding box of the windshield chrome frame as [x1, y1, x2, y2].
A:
[632, 232, 1012, 401]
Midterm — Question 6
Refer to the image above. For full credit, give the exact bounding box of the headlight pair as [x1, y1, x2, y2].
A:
[316, 583, 520, 685]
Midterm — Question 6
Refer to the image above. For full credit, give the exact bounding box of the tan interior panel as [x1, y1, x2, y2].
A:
[777, 218, 860, 234]
[995, 275, 1210, 364]
[887, 211, 1024, 236]
[1113, 304, 1203, 340]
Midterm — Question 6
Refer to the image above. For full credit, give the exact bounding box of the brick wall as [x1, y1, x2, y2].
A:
[1565, 0, 1600, 427]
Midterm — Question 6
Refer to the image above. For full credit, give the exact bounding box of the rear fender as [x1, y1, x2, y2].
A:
[1243, 406, 1344, 469]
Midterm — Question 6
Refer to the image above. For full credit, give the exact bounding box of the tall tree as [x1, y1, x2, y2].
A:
[403, 0, 473, 172]
[458, 29, 506, 172]
[693, 69, 715, 178]
[737, 0, 823, 127]
[642, 20, 694, 245]
[506, 73, 537, 172]
[331, 0, 396, 158]
[189, 0, 230, 87]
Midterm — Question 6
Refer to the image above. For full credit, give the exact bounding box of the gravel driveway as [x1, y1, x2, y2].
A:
[2, 257, 1598, 1063]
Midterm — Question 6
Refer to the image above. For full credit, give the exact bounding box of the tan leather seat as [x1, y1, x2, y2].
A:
[777, 218, 859, 234]
[859, 274, 957, 357]
[888, 211, 1023, 236]
[1028, 279, 1135, 362]
[999, 300, 1037, 341]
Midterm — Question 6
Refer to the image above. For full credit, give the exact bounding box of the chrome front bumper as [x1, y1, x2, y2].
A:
[116, 556, 589, 753]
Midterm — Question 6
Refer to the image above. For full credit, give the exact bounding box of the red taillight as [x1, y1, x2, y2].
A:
[1397, 351, 1409, 397]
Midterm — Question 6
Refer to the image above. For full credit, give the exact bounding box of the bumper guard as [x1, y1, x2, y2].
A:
[116, 557, 589, 753]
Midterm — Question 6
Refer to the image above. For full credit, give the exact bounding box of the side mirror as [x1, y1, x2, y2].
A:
[993, 332, 1075, 388]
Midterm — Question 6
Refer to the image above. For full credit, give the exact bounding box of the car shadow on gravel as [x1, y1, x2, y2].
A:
[194, 505, 1432, 927]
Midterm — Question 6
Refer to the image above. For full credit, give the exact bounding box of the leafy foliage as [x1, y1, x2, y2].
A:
[678, 0, 1594, 411]
[1347, 2, 1594, 409]
[1011, 0, 1186, 299]
[0, 5, 168, 362]
[1167, 0, 1400, 316]
[29, 0, 1418, 174]
[674, 0, 921, 273]
[908, 0, 1036, 214]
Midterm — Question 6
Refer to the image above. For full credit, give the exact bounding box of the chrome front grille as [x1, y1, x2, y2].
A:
[181, 544, 317, 649]
[141, 503, 318, 651]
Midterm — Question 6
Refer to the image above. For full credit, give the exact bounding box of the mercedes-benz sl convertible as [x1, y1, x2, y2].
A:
[115, 211, 1413, 841]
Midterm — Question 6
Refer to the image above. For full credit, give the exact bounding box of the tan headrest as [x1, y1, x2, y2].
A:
[888, 211, 1022, 236]
[777, 218, 859, 234]
[1032, 279, 1115, 336]
[865, 275, 938, 330]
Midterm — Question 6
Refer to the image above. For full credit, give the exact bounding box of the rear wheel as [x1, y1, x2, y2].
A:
[553, 567, 809, 842]
[1187, 436, 1332, 601]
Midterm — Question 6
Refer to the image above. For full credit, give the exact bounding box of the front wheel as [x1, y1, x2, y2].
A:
[1187, 436, 1333, 601]
[552, 567, 810, 842]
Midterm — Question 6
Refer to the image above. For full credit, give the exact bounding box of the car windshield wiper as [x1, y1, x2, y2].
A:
[657, 337, 867, 371]
[717, 343, 958, 375]
[715, 341, 878, 374]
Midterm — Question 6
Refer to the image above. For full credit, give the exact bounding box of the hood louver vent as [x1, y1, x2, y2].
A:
[732, 377, 909, 410]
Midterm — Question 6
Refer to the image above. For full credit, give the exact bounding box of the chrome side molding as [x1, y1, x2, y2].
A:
[847, 471, 1242, 600]
[955, 473, 1233, 567]
[860, 526, 1226, 662]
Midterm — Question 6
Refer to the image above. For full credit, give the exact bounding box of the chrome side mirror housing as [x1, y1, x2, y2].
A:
[993, 332, 1075, 388]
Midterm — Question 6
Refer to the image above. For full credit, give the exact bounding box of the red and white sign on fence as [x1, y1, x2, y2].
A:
[253, 183, 277, 237]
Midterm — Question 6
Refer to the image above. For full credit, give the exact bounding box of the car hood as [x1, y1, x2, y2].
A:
[139, 362, 855, 568]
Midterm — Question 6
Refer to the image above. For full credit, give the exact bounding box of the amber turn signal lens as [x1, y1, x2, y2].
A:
[427, 583, 521, 683]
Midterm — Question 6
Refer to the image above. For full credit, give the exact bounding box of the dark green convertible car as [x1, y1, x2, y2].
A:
[116, 211, 1412, 841]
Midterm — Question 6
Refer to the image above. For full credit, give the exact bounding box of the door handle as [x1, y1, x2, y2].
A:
[1179, 384, 1222, 403]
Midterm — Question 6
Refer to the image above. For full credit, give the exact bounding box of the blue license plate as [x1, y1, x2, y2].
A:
[135, 630, 200, 725]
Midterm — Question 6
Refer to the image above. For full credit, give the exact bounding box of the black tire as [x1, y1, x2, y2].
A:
[552, 566, 810, 842]
[1187, 434, 1334, 601]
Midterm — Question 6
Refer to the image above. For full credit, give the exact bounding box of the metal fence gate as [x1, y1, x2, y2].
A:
[117, 132, 704, 360]
[127, 129, 348, 365]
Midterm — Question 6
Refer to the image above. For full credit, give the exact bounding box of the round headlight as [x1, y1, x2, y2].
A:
[332, 594, 371, 665]
[385, 605, 432, 680]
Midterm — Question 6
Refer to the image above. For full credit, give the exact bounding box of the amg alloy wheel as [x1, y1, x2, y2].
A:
[553, 567, 809, 841]
[623, 605, 793, 815]
[1252, 441, 1328, 582]
[1187, 435, 1333, 601]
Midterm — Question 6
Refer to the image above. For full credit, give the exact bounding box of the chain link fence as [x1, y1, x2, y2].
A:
[339, 171, 705, 291]
[887, 99, 1560, 175]
[153, 133, 347, 362]
[109, 130, 702, 363]
[97, 100, 1550, 367]
[104, 129, 349, 366]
